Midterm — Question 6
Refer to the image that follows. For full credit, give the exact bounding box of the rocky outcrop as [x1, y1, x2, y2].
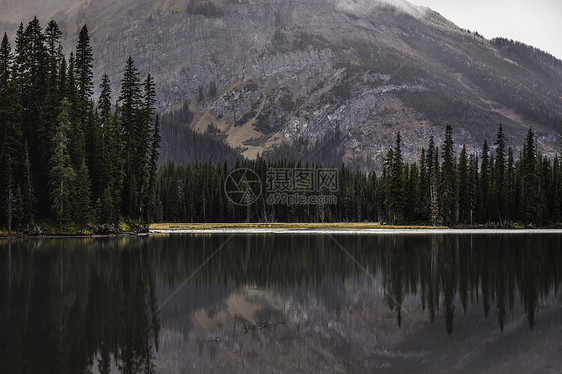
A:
[2, 0, 561, 164]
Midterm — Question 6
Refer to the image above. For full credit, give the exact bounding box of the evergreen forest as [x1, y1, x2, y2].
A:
[0, 18, 160, 233]
[1, 19, 561, 233]
[155, 125, 562, 227]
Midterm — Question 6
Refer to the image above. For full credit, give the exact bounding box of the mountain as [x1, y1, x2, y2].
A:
[1, 0, 561, 165]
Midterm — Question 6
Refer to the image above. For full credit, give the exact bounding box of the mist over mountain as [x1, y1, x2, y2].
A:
[2, 0, 561, 165]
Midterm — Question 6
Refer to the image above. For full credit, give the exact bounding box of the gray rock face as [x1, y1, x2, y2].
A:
[2, 0, 561, 164]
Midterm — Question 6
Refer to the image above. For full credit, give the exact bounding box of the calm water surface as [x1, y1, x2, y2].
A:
[1, 233, 561, 373]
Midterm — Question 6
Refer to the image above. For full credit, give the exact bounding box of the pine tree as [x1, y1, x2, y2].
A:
[45, 20, 62, 62]
[494, 125, 507, 224]
[506, 147, 516, 222]
[119, 56, 142, 218]
[467, 154, 478, 225]
[406, 163, 421, 220]
[43, 22, 63, 176]
[72, 159, 92, 231]
[419, 148, 429, 217]
[440, 125, 457, 225]
[4, 155, 15, 233]
[98, 74, 114, 192]
[75, 25, 94, 103]
[13, 185, 23, 231]
[457, 145, 469, 223]
[430, 146, 440, 226]
[382, 147, 394, 223]
[145, 115, 161, 223]
[99, 74, 112, 121]
[17, 18, 50, 218]
[49, 98, 76, 226]
[99, 76, 124, 223]
[67, 53, 86, 169]
[22, 140, 34, 226]
[0, 34, 23, 231]
[390, 132, 406, 223]
[553, 155, 561, 223]
[479, 140, 491, 222]
[520, 128, 538, 224]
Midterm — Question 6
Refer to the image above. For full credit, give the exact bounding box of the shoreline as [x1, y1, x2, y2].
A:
[2, 222, 562, 239]
[0, 232, 150, 240]
[150, 228, 562, 235]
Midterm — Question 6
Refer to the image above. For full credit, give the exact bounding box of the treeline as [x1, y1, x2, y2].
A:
[378, 125, 561, 226]
[0, 18, 160, 232]
[491, 37, 562, 92]
[156, 125, 561, 226]
[158, 101, 240, 166]
[263, 125, 376, 171]
[401, 28, 562, 131]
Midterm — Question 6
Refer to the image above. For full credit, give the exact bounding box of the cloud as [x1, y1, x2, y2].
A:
[333, 0, 427, 18]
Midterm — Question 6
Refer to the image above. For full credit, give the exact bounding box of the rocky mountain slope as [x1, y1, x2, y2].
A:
[1, 0, 561, 164]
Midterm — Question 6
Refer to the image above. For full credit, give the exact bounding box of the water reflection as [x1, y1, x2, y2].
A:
[0, 233, 560, 373]
[0, 239, 160, 374]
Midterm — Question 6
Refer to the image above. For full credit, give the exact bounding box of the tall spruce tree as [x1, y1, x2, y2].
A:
[419, 148, 429, 217]
[138, 74, 156, 220]
[17, 17, 50, 218]
[553, 155, 561, 222]
[49, 98, 76, 226]
[119, 56, 142, 218]
[479, 140, 491, 222]
[98, 74, 123, 223]
[382, 147, 394, 223]
[67, 53, 86, 169]
[467, 154, 478, 225]
[440, 125, 456, 225]
[457, 145, 469, 223]
[0, 34, 23, 230]
[506, 147, 516, 222]
[520, 128, 538, 224]
[430, 145, 440, 226]
[494, 125, 507, 224]
[145, 115, 161, 223]
[390, 132, 405, 223]
[45, 20, 62, 62]
[73, 159, 92, 231]
[75, 25, 93, 102]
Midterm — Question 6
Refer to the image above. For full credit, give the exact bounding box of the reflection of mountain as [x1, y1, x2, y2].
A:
[1, 233, 561, 372]
[153, 233, 561, 334]
[152, 233, 562, 372]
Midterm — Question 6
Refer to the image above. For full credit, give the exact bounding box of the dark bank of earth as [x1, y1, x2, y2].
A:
[0, 222, 150, 239]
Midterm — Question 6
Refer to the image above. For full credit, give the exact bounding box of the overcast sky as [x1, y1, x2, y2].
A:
[408, 0, 562, 60]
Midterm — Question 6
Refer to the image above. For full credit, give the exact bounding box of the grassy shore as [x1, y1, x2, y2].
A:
[150, 222, 448, 230]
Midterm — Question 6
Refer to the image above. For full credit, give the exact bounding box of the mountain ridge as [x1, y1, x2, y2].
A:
[1, 0, 560, 165]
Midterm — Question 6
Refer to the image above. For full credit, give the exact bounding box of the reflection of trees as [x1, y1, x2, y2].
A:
[0, 233, 560, 373]
[0, 238, 160, 373]
[374, 234, 561, 334]
[151, 234, 561, 335]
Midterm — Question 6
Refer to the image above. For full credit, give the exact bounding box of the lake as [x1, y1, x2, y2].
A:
[1, 232, 561, 373]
